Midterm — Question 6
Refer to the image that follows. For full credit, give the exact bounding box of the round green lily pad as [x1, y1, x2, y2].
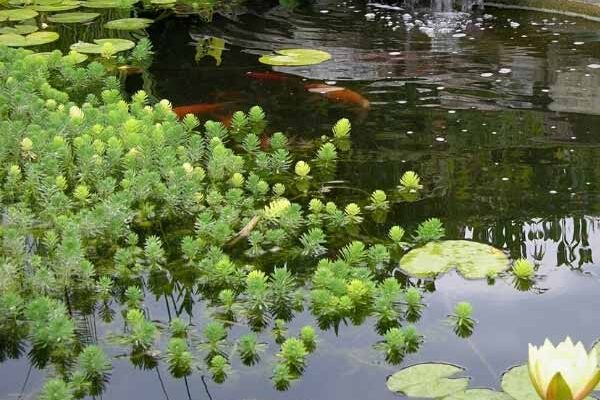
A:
[0, 31, 59, 46]
[259, 48, 332, 66]
[70, 38, 134, 54]
[0, 8, 39, 21]
[104, 17, 152, 30]
[47, 11, 99, 22]
[0, 24, 38, 34]
[387, 363, 469, 398]
[29, 2, 80, 11]
[80, 0, 134, 7]
[399, 240, 510, 279]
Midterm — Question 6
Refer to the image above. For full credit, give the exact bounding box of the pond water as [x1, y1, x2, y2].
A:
[5, 0, 600, 399]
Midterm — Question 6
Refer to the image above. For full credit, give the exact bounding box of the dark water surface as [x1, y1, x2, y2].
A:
[5, 1, 600, 399]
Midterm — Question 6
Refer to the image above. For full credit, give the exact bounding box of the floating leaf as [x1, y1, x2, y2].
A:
[445, 389, 513, 400]
[259, 48, 331, 66]
[0, 24, 38, 34]
[29, 2, 80, 11]
[0, 8, 39, 21]
[80, 0, 135, 7]
[399, 240, 510, 279]
[387, 363, 469, 398]
[70, 38, 134, 54]
[104, 17, 152, 30]
[47, 11, 99, 23]
[0, 31, 59, 47]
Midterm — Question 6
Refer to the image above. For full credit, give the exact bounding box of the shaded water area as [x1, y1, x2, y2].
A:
[6, 0, 600, 399]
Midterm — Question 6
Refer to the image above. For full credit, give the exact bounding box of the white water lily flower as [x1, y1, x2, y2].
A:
[528, 337, 600, 400]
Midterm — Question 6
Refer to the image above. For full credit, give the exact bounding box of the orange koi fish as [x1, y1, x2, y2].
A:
[304, 83, 370, 108]
[172, 102, 227, 118]
[246, 71, 294, 82]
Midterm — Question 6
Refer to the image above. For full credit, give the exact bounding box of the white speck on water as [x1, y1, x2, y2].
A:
[541, 89, 549, 93]
[587, 64, 600, 69]
[365, 13, 375, 20]
[397, 100, 407, 104]
[481, 72, 494, 77]
[448, 110, 456, 114]
[435, 137, 445, 142]
[551, 125, 556, 129]
[574, 41, 584, 45]
[437, 86, 445, 90]
[549, 190, 557, 194]
[571, 136, 577, 140]
[452, 33, 466, 38]
[501, 177, 509, 181]
[510, 21, 520, 28]
[499, 68, 512, 74]
[320, 9, 329, 13]
[491, 131, 497, 135]
[389, 51, 401, 56]
[325, 81, 337, 85]
[407, 130, 413, 134]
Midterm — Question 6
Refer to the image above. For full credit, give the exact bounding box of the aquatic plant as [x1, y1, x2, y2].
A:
[237, 332, 265, 365]
[528, 337, 600, 400]
[378, 327, 406, 364]
[332, 118, 351, 138]
[39, 379, 74, 400]
[209, 354, 231, 384]
[277, 337, 308, 375]
[398, 171, 423, 192]
[78, 345, 112, 381]
[273, 319, 288, 344]
[404, 287, 423, 321]
[299, 326, 317, 353]
[0, 45, 491, 393]
[294, 161, 311, 178]
[369, 190, 390, 211]
[299, 227, 327, 257]
[316, 142, 338, 163]
[166, 338, 193, 378]
[389, 225, 406, 244]
[272, 362, 294, 390]
[199, 321, 228, 358]
[513, 258, 535, 280]
[402, 325, 422, 353]
[413, 218, 446, 243]
[450, 302, 475, 338]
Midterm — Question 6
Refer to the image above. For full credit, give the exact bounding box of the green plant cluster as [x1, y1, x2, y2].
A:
[0, 46, 447, 396]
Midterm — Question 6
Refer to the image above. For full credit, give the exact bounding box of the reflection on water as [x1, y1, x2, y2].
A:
[6, 0, 600, 399]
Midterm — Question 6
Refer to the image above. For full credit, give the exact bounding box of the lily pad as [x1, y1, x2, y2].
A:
[387, 363, 469, 398]
[47, 11, 99, 23]
[80, 0, 135, 8]
[104, 17, 152, 30]
[70, 38, 134, 54]
[259, 48, 331, 66]
[0, 31, 59, 46]
[0, 8, 39, 21]
[0, 24, 38, 34]
[445, 389, 513, 400]
[399, 240, 510, 279]
[29, 2, 80, 11]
